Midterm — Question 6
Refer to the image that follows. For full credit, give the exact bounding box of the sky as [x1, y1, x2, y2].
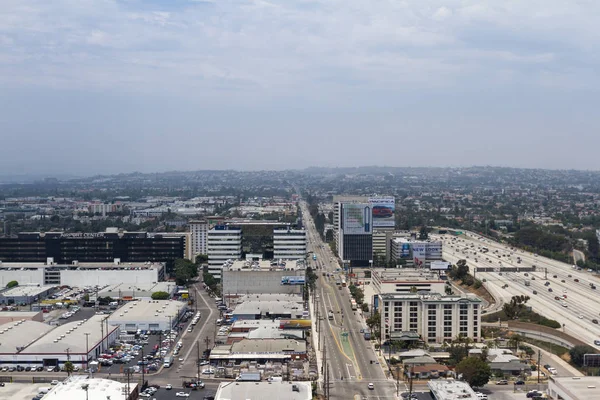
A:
[1, 0, 600, 176]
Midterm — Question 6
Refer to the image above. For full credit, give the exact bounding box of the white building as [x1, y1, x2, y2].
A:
[208, 227, 242, 279]
[222, 260, 305, 296]
[548, 376, 600, 400]
[108, 299, 187, 333]
[0, 285, 55, 305]
[0, 261, 165, 287]
[189, 219, 209, 257]
[273, 228, 307, 260]
[96, 282, 177, 300]
[0, 315, 119, 368]
[215, 381, 311, 400]
[378, 292, 482, 345]
[44, 376, 138, 400]
[428, 379, 478, 400]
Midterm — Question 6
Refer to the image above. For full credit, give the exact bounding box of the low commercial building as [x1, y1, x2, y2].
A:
[469, 348, 531, 376]
[428, 379, 478, 400]
[548, 376, 600, 400]
[0, 285, 55, 305]
[0, 314, 118, 368]
[44, 376, 138, 400]
[226, 320, 305, 343]
[377, 292, 482, 344]
[222, 260, 306, 296]
[108, 299, 187, 332]
[210, 338, 307, 363]
[215, 381, 312, 400]
[231, 300, 306, 320]
[96, 281, 177, 301]
[0, 261, 166, 287]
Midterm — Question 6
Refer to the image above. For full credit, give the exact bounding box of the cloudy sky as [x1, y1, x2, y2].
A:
[1, 0, 599, 175]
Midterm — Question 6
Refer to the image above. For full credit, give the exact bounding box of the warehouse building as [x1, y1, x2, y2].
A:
[210, 338, 307, 363]
[108, 299, 187, 333]
[96, 281, 177, 301]
[0, 285, 55, 305]
[231, 299, 306, 320]
[428, 379, 478, 400]
[0, 261, 165, 287]
[0, 314, 118, 368]
[548, 376, 600, 400]
[0, 311, 43, 325]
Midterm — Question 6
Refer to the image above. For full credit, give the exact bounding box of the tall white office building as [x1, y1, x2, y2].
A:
[273, 228, 307, 260]
[207, 227, 242, 279]
[189, 220, 209, 257]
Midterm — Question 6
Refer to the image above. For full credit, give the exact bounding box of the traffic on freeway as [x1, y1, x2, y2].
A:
[439, 231, 600, 348]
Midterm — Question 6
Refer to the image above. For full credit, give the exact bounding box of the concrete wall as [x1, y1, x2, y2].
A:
[222, 270, 304, 295]
[0, 270, 44, 286]
[60, 269, 159, 286]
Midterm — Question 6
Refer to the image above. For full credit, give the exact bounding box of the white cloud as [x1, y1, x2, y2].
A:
[0, 0, 598, 100]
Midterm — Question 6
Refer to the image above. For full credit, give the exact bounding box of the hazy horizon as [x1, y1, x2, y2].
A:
[2, 1, 600, 175]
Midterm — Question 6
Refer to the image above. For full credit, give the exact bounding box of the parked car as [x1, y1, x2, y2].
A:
[496, 380, 508, 385]
[515, 380, 525, 385]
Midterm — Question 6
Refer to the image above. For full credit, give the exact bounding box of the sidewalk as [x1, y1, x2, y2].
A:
[308, 295, 323, 389]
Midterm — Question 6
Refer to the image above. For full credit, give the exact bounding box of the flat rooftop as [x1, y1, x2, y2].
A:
[551, 376, 600, 399]
[97, 282, 176, 298]
[0, 262, 164, 270]
[233, 294, 303, 303]
[0, 285, 54, 297]
[45, 376, 137, 400]
[379, 292, 482, 303]
[109, 299, 186, 323]
[223, 260, 305, 272]
[216, 381, 312, 400]
[373, 269, 444, 282]
[232, 300, 304, 317]
[23, 315, 118, 354]
[0, 320, 54, 354]
[428, 379, 478, 400]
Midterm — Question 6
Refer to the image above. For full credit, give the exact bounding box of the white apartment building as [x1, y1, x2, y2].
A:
[273, 228, 307, 260]
[189, 219, 209, 256]
[208, 227, 242, 279]
[378, 292, 482, 345]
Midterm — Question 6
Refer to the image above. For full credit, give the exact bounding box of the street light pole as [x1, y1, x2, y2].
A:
[84, 333, 90, 374]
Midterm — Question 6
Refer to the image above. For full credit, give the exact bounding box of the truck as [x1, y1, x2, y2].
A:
[350, 299, 357, 311]
[163, 356, 173, 368]
[363, 328, 371, 340]
[328, 310, 334, 320]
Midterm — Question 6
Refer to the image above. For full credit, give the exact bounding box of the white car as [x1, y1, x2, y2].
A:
[202, 368, 215, 374]
[199, 361, 209, 366]
[175, 392, 190, 397]
[50, 380, 59, 385]
[165, 384, 173, 390]
[368, 383, 374, 390]
[47, 366, 56, 372]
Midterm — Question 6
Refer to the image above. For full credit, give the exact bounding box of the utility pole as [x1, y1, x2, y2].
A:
[197, 342, 201, 382]
[408, 365, 414, 397]
[141, 346, 145, 386]
[84, 333, 90, 374]
[65, 347, 71, 376]
[396, 364, 400, 397]
[323, 342, 328, 400]
[537, 350, 542, 383]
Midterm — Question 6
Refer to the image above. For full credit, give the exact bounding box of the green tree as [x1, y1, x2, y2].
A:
[456, 356, 491, 388]
[366, 311, 381, 340]
[502, 295, 530, 319]
[569, 345, 597, 367]
[195, 254, 208, 264]
[418, 226, 429, 240]
[174, 258, 198, 285]
[151, 291, 170, 300]
[64, 361, 74, 376]
[6, 280, 18, 289]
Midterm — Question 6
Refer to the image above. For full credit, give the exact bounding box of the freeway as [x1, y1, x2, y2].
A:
[301, 202, 400, 400]
[439, 232, 600, 348]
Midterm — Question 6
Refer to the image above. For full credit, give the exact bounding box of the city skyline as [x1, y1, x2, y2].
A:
[2, 1, 600, 175]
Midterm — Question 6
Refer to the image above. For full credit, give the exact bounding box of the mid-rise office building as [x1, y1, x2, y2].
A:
[0, 232, 184, 273]
[208, 227, 242, 279]
[377, 292, 482, 344]
[273, 228, 307, 260]
[189, 219, 209, 256]
[337, 203, 372, 267]
[390, 238, 443, 265]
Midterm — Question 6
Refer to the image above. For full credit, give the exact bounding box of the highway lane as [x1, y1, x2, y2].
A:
[440, 233, 600, 347]
[302, 202, 398, 399]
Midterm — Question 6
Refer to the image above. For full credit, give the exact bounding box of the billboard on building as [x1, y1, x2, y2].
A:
[368, 197, 395, 228]
[281, 276, 305, 285]
[430, 261, 451, 270]
[401, 242, 411, 258]
[342, 204, 372, 235]
[425, 241, 443, 259]
[412, 242, 427, 266]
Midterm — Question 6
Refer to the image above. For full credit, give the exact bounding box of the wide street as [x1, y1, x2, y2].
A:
[302, 202, 401, 400]
[439, 231, 600, 348]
